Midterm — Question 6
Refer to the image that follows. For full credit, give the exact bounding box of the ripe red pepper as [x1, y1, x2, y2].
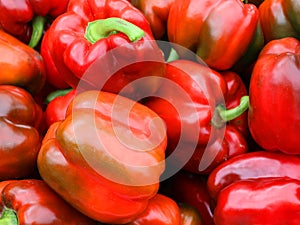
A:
[0, 179, 98, 224]
[160, 171, 214, 225]
[0, 85, 43, 180]
[132, 0, 175, 39]
[259, 0, 300, 43]
[145, 60, 249, 174]
[207, 151, 300, 201]
[0, 29, 45, 94]
[248, 37, 300, 154]
[38, 90, 167, 224]
[40, 30, 70, 89]
[44, 89, 75, 128]
[167, 0, 263, 71]
[126, 194, 181, 225]
[0, 0, 69, 48]
[46, 0, 165, 99]
[214, 177, 300, 225]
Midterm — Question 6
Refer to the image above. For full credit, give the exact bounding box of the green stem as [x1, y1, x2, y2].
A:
[0, 208, 18, 225]
[84, 17, 145, 44]
[166, 47, 179, 62]
[211, 96, 249, 128]
[28, 16, 47, 48]
[45, 88, 73, 104]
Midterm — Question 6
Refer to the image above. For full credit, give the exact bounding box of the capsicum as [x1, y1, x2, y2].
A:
[132, 0, 175, 39]
[126, 194, 181, 225]
[259, 0, 300, 43]
[167, 0, 264, 71]
[214, 177, 300, 225]
[0, 0, 69, 48]
[38, 90, 167, 224]
[207, 151, 300, 201]
[0, 179, 98, 224]
[145, 60, 249, 174]
[0, 85, 43, 180]
[46, 0, 165, 99]
[248, 37, 300, 154]
[0, 29, 46, 94]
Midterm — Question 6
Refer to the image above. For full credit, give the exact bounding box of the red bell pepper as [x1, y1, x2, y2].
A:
[46, 0, 166, 99]
[38, 90, 167, 224]
[126, 194, 181, 225]
[0, 29, 45, 94]
[160, 171, 214, 225]
[179, 203, 203, 225]
[0, 85, 43, 180]
[259, 0, 300, 43]
[132, 0, 175, 39]
[44, 89, 75, 128]
[0, 0, 69, 48]
[145, 60, 249, 174]
[207, 151, 300, 201]
[0, 179, 98, 224]
[214, 177, 300, 225]
[167, 0, 264, 71]
[40, 30, 70, 89]
[248, 37, 300, 154]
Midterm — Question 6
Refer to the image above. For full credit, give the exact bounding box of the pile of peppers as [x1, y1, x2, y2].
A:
[0, 0, 299, 224]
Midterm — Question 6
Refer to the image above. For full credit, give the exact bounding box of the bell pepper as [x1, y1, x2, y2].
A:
[46, 0, 166, 99]
[0, 0, 69, 48]
[0, 85, 43, 180]
[207, 151, 300, 201]
[167, 0, 264, 71]
[38, 90, 167, 224]
[248, 37, 300, 154]
[132, 0, 175, 39]
[40, 30, 70, 89]
[126, 194, 181, 225]
[0, 179, 98, 224]
[0, 29, 46, 94]
[44, 89, 75, 128]
[179, 203, 203, 225]
[145, 60, 249, 174]
[214, 177, 300, 225]
[159, 171, 214, 225]
[259, 0, 300, 43]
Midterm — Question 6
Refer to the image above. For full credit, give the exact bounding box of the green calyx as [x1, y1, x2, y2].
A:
[84, 17, 145, 44]
[0, 208, 18, 225]
[211, 96, 249, 128]
[45, 88, 73, 104]
[28, 15, 47, 48]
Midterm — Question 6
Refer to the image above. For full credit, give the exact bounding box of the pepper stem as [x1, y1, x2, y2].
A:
[211, 96, 249, 128]
[0, 208, 18, 225]
[45, 88, 73, 104]
[84, 17, 145, 44]
[28, 16, 47, 48]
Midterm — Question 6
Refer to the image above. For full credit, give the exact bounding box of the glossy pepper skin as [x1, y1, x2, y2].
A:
[179, 203, 203, 225]
[0, 29, 45, 94]
[0, 85, 43, 180]
[214, 177, 300, 225]
[0, 179, 98, 225]
[160, 171, 214, 225]
[44, 89, 75, 128]
[46, 0, 165, 99]
[207, 151, 300, 201]
[126, 194, 181, 225]
[38, 90, 167, 224]
[259, 0, 300, 43]
[0, 0, 69, 48]
[167, 0, 264, 71]
[40, 30, 70, 89]
[248, 37, 300, 154]
[132, 0, 175, 39]
[145, 60, 249, 174]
